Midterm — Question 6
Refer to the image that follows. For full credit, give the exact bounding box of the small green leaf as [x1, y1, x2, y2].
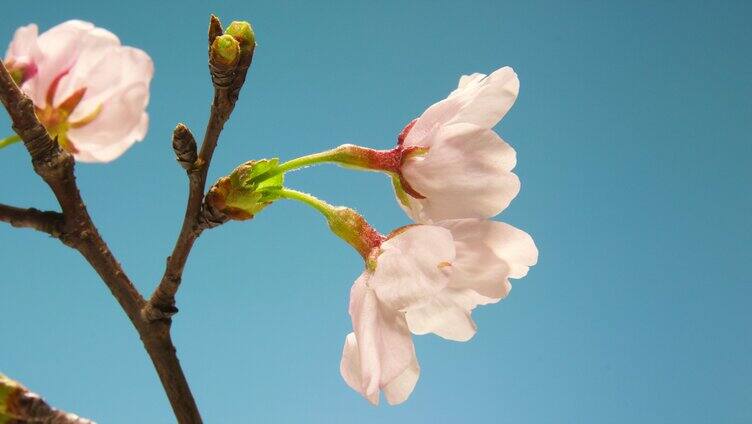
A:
[207, 158, 286, 220]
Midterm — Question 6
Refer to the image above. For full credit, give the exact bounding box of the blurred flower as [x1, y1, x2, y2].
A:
[4, 20, 153, 162]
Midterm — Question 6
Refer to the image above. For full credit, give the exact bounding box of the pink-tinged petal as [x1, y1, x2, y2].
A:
[5, 24, 42, 98]
[61, 45, 151, 120]
[405, 289, 479, 341]
[4, 24, 39, 62]
[71, 112, 148, 162]
[370, 225, 455, 311]
[382, 351, 420, 405]
[52, 27, 122, 108]
[400, 123, 520, 223]
[403, 67, 519, 147]
[27, 20, 95, 107]
[343, 273, 416, 404]
[67, 82, 149, 163]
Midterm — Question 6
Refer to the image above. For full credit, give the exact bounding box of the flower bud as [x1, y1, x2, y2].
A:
[205, 159, 284, 221]
[171, 123, 197, 170]
[210, 34, 241, 69]
[225, 21, 255, 53]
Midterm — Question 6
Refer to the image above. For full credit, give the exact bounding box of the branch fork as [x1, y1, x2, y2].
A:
[1, 14, 254, 424]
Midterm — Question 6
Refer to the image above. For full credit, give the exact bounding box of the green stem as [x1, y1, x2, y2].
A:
[275, 188, 384, 258]
[250, 144, 394, 186]
[275, 149, 344, 174]
[276, 188, 338, 220]
[0, 134, 21, 150]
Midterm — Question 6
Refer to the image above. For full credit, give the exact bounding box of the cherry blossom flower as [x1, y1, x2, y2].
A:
[225, 172, 538, 405]
[264, 67, 523, 224]
[4, 20, 153, 162]
[393, 67, 522, 223]
[339, 218, 537, 404]
[340, 225, 455, 405]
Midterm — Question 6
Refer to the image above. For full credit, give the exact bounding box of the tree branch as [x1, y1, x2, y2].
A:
[144, 15, 254, 320]
[1, 372, 95, 423]
[0, 60, 202, 423]
[0, 203, 63, 236]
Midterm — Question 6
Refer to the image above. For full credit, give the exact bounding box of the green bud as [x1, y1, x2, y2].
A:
[211, 34, 241, 68]
[206, 159, 284, 221]
[225, 21, 255, 52]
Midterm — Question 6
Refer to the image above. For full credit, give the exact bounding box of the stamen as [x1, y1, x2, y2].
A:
[58, 87, 87, 114]
[70, 104, 103, 128]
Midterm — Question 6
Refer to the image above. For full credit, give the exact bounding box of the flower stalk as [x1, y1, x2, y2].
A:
[0, 133, 20, 149]
[276, 188, 384, 259]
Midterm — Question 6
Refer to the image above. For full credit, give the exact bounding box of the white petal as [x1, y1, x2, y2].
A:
[345, 273, 416, 401]
[403, 66, 519, 147]
[383, 352, 420, 405]
[400, 123, 520, 223]
[405, 290, 478, 341]
[442, 218, 538, 280]
[456, 73, 486, 90]
[370, 225, 455, 311]
[340, 332, 380, 405]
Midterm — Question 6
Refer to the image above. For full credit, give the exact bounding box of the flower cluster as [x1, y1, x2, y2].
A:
[207, 67, 538, 405]
[3, 20, 153, 162]
[337, 68, 537, 404]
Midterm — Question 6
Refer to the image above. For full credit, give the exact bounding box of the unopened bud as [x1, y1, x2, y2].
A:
[211, 34, 241, 69]
[225, 21, 255, 52]
[171, 123, 197, 170]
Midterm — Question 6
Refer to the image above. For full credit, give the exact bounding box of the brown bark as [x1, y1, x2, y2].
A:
[1, 15, 255, 423]
[0, 203, 63, 236]
[144, 14, 252, 321]
[0, 60, 202, 422]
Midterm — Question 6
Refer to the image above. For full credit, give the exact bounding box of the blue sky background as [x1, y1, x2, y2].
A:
[1, 0, 750, 422]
